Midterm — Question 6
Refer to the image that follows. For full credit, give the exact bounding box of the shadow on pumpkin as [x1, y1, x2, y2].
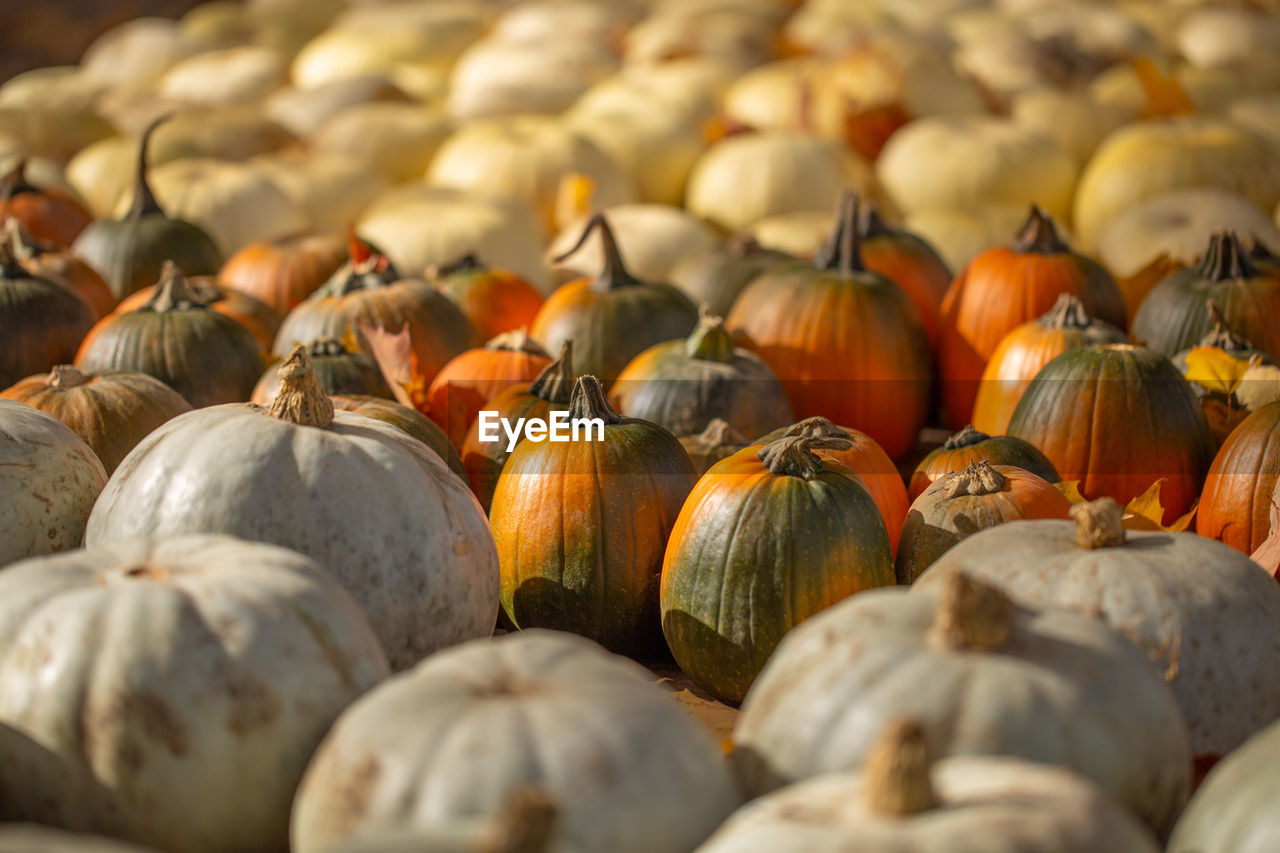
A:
[507, 576, 665, 660]
[0, 719, 128, 835]
[659, 608, 777, 708]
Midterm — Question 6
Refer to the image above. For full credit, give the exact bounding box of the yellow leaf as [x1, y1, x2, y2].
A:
[1132, 56, 1195, 119]
[1122, 479, 1197, 532]
[1183, 345, 1250, 396]
[1053, 480, 1088, 504]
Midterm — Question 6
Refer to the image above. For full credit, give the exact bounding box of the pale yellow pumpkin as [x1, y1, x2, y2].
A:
[250, 151, 387, 230]
[446, 36, 620, 120]
[157, 46, 289, 107]
[547, 204, 719, 287]
[79, 17, 196, 87]
[311, 103, 452, 183]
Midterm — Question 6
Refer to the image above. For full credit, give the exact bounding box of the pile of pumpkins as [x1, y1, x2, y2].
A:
[4, 0, 1280, 850]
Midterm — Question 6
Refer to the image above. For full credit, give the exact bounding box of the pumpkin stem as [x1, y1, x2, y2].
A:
[813, 191, 864, 275]
[0, 218, 38, 277]
[779, 416, 846, 440]
[1198, 231, 1256, 282]
[1250, 239, 1279, 268]
[942, 461, 1006, 498]
[689, 418, 749, 450]
[1200, 299, 1256, 354]
[1013, 205, 1068, 255]
[144, 261, 207, 312]
[858, 202, 893, 239]
[757, 435, 852, 478]
[930, 572, 1013, 652]
[48, 364, 90, 389]
[306, 337, 348, 358]
[553, 213, 640, 293]
[482, 787, 559, 853]
[0, 158, 38, 201]
[435, 253, 485, 277]
[529, 340, 576, 404]
[486, 328, 550, 357]
[568, 375, 622, 425]
[268, 344, 335, 428]
[1070, 497, 1126, 549]
[863, 717, 936, 818]
[941, 424, 989, 450]
[686, 305, 735, 363]
[128, 114, 170, 220]
[1039, 293, 1093, 329]
[727, 233, 763, 258]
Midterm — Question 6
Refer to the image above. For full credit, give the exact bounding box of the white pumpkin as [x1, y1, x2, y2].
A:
[84, 347, 500, 670]
[623, 8, 777, 72]
[79, 17, 196, 87]
[0, 107, 114, 166]
[0, 400, 107, 567]
[1177, 8, 1280, 70]
[902, 203, 1036, 272]
[66, 137, 136, 219]
[0, 826, 157, 852]
[491, 0, 642, 44]
[914, 499, 1280, 763]
[291, 629, 741, 853]
[446, 36, 620, 120]
[701, 720, 1160, 853]
[250, 151, 388, 230]
[732, 573, 1190, 836]
[747, 211, 833, 258]
[547, 204, 720, 286]
[685, 132, 878, 233]
[311, 103, 452, 183]
[0, 535, 389, 853]
[573, 66, 719, 129]
[877, 117, 1078, 223]
[565, 104, 706, 207]
[0, 66, 107, 113]
[1096, 188, 1280, 278]
[264, 77, 410, 138]
[1010, 89, 1138, 166]
[1229, 94, 1280, 146]
[157, 46, 289, 107]
[147, 107, 299, 165]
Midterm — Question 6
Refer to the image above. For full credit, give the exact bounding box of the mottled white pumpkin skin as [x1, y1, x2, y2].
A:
[0, 399, 108, 567]
[915, 520, 1280, 760]
[0, 824, 158, 852]
[292, 630, 742, 853]
[85, 404, 500, 670]
[699, 756, 1161, 853]
[732, 586, 1189, 836]
[0, 535, 390, 853]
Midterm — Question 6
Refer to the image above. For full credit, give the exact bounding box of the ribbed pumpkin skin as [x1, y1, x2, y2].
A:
[1131, 260, 1280, 360]
[860, 226, 951, 349]
[219, 231, 348, 315]
[437, 265, 545, 341]
[670, 240, 794, 318]
[460, 385, 566, 513]
[896, 465, 1071, 584]
[1008, 345, 1215, 524]
[0, 181, 93, 249]
[491, 418, 697, 655]
[660, 446, 894, 705]
[611, 340, 793, 439]
[530, 279, 698, 386]
[0, 269, 96, 389]
[1, 368, 192, 474]
[1196, 402, 1280, 555]
[252, 348, 391, 405]
[908, 430, 1060, 501]
[117, 279, 282, 356]
[426, 348, 551, 449]
[21, 249, 116, 319]
[729, 265, 932, 460]
[939, 238, 1126, 430]
[331, 394, 465, 480]
[72, 215, 223, 302]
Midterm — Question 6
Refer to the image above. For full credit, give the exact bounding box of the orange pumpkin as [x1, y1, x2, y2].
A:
[432, 254, 545, 342]
[970, 294, 1126, 436]
[758, 415, 909, 555]
[116, 275, 281, 357]
[251, 338, 391, 405]
[859, 203, 951, 349]
[939, 206, 1127, 430]
[728, 194, 932, 460]
[6, 219, 114, 319]
[218, 230, 349, 315]
[1196, 402, 1280, 555]
[0, 232, 95, 389]
[426, 329, 552, 449]
[0, 159, 93, 249]
[907, 425, 1060, 502]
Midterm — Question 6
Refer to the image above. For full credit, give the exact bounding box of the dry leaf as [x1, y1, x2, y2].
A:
[357, 322, 431, 414]
[1053, 480, 1087, 504]
[1251, 498, 1280, 581]
[1122, 478, 1197, 532]
[1132, 56, 1196, 119]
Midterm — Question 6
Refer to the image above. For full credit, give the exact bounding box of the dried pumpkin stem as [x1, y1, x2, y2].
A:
[814, 191, 865, 275]
[482, 787, 559, 853]
[858, 203, 893, 239]
[307, 338, 347, 358]
[930, 572, 1013, 652]
[553, 213, 640, 292]
[145, 261, 206, 312]
[1199, 231, 1256, 282]
[268, 344, 335, 428]
[48, 364, 90, 389]
[528, 340, 575, 404]
[129, 114, 170, 220]
[0, 158, 38, 201]
[568, 375, 622, 425]
[863, 718, 936, 818]
[942, 461, 1006, 497]
[781, 415, 845, 439]
[941, 425, 988, 450]
[1200, 299, 1254, 354]
[1014, 206, 1068, 255]
[1039, 293, 1093, 330]
[685, 306, 735, 363]
[690, 418, 748, 450]
[486, 328, 549, 357]
[0, 221, 28, 278]
[757, 435, 852, 478]
[1070, 497, 1126, 548]
[434, 253, 485, 277]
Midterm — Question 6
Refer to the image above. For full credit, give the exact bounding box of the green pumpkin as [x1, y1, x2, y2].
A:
[253, 338, 391, 404]
[330, 394, 465, 481]
[669, 236, 795, 318]
[660, 434, 894, 705]
[71, 117, 223, 301]
[0, 231, 95, 389]
[908, 424, 1060, 501]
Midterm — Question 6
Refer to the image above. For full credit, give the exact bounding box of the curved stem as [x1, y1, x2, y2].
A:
[1200, 299, 1256, 354]
[48, 364, 90, 389]
[568, 375, 622, 424]
[685, 306, 735, 363]
[528, 340, 575, 404]
[858, 202, 894, 240]
[813, 191, 864, 274]
[553, 213, 639, 293]
[930, 572, 1013, 651]
[863, 718, 936, 818]
[942, 425, 989, 450]
[757, 435, 852, 478]
[1013, 205, 1069, 254]
[1198, 231, 1256, 281]
[689, 418, 748, 450]
[1038, 293, 1093, 330]
[0, 158, 38, 201]
[129, 114, 171, 220]
[942, 461, 1006, 498]
[780, 416, 846, 439]
[267, 344, 335, 428]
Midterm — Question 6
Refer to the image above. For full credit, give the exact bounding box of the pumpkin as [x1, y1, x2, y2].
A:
[115, 275, 282, 356]
[859, 204, 953, 350]
[727, 194, 932, 460]
[758, 416, 910, 556]
[65, 136, 143, 220]
[679, 418, 750, 477]
[248, 151, 386, 233]
[1168, 715, 1280, 853]
[78, 17, 193, 87]
[1011, 88, 1138, 166]
[2, 365, 191, 475]
[732, 571, 1191, 836]
[1007, 344, 1213, 523]
[252, 338, 391, 405]
[1197, 402, 1280, 555]
[897, 462, 1071, 584]
[76, 264, 265, 408]
[1173, 303, 1275, 444]
[330, 394, 465, 481]
[661, 434, 894, 705]
[431, 254, 544, 342]
[157, 45, 288, 107]
[0, 826, 159, 851]
[546, 204, 719, 289]
[1131, 231, 1280, 360]
[0, 158, 92, 248]
[668, 237, 795, 318]
[291, 630, 741, 853]
[907, 425, 1060, 502]
[263, 77, 411, 139]
[71, 118, 223, 302]
[702, 718, 1161, 853]
[447, 35, 619, 120]
[426, 330, 552, 449]
[491, 376, 696, 654]
[0, 400, 106, 567]
[530, 214, 698, 387]
[902, 203, 1033, 274]
[218, 230, 349, 315]
[939, 206, 1127, 429]
[85, 345, 499, 671]
[916, 497, 1280, 768]
[273, 239, 478, 389]
[0, 228, 96, 388]
[0, 107, 114, 166]
[0, 535, 389, 853]
[7, 219, 115, 318]
[611, 308, 793, 440]
[459, 341, 575, 514]
[970, 293, 1128, 436]
[311, 102, 451, 184]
